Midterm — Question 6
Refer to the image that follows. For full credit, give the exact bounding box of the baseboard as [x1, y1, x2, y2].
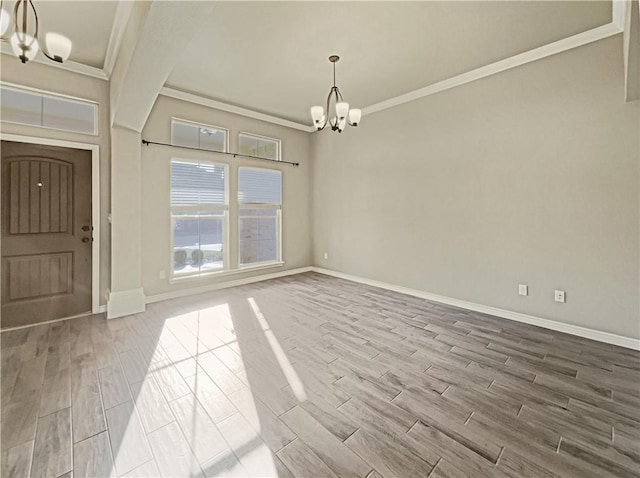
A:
[107, 288, 146, 319]
[9, 266, 634, 350]
[1, 268, 312, 331]
[146, 266, 314, 304]
[311, 267, 640, 351]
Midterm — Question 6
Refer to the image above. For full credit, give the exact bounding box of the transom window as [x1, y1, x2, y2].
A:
[239, 132, 280, 161]
[238, 167, 282, 266]
[170, 160, 228, 278]
[171, 119, 228, 153]
[0, 84, 98, 135]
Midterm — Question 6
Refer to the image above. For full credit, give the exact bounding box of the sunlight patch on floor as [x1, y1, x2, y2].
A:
[197, 304, 237, 345]
[248, 297, 307, 402]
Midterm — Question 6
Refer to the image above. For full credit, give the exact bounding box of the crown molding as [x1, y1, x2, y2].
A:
[0, 5, 622, 126]
[362, 22, 622, 118]
[161, 21, 621, 132]
[160, 86, 315, 132]
[0, 44, 108, 80]
[103, 0, 135, 77]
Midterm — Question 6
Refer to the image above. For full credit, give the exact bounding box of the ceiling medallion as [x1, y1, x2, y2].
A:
[0, 0, 72, 64]
[310, 55, 361, 133]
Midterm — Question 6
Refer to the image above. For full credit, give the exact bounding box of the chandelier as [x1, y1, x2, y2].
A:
[0, 0, 72, 64]
[310, 55, 361, 133]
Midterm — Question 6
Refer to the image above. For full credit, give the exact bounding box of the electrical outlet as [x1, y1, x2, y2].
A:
[554, 290, 565, 303]
[518, 284, 528, 296]
[324, 252, 328, 260]
[159, 270, 166, 279]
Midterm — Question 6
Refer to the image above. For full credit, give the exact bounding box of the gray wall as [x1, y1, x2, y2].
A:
[312, 36, 640, 339]
[141, 95, 313, 298]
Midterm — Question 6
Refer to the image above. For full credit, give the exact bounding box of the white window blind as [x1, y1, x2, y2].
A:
[238, 168, 282, 205]
[170, 160, 228, 278]
[238, 167, 282, 266]
[171, 161, 226, 207]
[0, 85, 97, 135]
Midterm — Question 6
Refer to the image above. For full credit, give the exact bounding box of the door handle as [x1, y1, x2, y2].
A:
[82, 237, 92, 243]
[82, 225, 93, 232]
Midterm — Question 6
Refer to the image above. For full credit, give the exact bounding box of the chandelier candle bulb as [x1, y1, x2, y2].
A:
[10, 32, 38, 61]
[338, 118, 346, 132]
[311, 106, 325, 127]
[45, 32, 72, 62]
[0, 8, 9, 36]
[336, 102, 349, 120]
[349, 109, 361, 126]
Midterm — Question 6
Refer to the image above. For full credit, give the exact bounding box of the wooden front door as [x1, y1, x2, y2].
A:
[1, 141, 93, 328]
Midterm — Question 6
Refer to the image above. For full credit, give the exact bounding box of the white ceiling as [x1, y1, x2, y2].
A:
[165, 1, 612, 124]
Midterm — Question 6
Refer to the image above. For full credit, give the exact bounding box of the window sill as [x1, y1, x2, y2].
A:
[169, 261, 285, 285]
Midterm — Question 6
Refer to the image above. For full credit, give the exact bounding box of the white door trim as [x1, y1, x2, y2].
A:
[0, 133, 102, 314]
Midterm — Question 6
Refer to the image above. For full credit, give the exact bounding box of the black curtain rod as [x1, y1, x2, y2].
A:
[141, 139, 300, 167]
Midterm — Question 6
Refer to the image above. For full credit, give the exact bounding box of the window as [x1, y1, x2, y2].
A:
[238, 168, 282, 266]
[172, 119, 227, 153]
[239, 132, 280, 161]
[0, 84, 98, 135]
[171, 160, 228, 278]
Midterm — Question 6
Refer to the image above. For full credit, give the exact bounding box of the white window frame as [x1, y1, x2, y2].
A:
[238, 166, 283, 269]
[0, 82, 99, 136]
[171, 118, 229, 153]
[170, 158, 230, 281]
[238, 131, 281, 161]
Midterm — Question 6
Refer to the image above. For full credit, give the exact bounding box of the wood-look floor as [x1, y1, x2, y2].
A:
[1, 272, 639, 478]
